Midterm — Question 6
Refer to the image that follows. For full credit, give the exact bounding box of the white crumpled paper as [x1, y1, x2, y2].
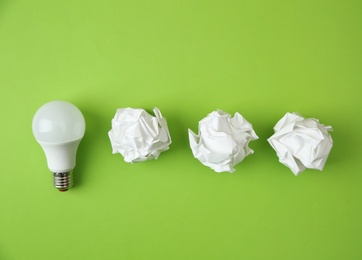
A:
[268, 112, 333, 175]
[108, 107, 171, 163]
[188, 110, 258, 173]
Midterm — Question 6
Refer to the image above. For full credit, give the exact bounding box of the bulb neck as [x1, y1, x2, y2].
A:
[53, 171, 73, 192]
[38, 139, 81, 173]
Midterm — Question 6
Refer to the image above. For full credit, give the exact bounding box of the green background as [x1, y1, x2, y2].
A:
[1, 0, 361, 259]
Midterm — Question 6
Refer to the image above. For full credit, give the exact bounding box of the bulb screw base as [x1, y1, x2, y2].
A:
[53, 172, 73, 192]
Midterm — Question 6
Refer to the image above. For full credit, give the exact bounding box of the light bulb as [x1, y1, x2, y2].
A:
[32, 100, 86, 192]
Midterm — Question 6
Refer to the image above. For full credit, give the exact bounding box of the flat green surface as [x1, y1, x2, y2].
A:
[1, 0, 361, 259]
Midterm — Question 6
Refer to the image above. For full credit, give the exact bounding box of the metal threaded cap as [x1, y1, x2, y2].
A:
[53, 172, 73, 192]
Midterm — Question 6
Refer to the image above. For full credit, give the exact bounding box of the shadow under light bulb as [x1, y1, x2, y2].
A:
[32, 101, 86, 192]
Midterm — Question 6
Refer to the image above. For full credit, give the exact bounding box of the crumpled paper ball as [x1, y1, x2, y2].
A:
[188, 110, 259, 173]
[108, 107, 171, 163]
[268, 112, 333, 175]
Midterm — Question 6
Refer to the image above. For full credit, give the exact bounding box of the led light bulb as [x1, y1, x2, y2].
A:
[32, 101, 86, 192]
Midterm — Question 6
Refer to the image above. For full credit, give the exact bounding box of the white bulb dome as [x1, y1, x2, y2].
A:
[32, 100, 85, 144]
